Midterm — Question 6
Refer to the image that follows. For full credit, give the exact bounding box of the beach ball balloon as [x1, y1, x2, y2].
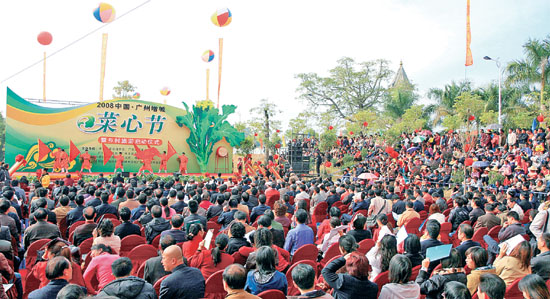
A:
[94, 3, 116, 23]
[202, 50, 215, 62]
[211, 8, 232, 27]
[37, 31, 53, 46]
[132, 92, 140, 99]
[160, 87, 171, 96]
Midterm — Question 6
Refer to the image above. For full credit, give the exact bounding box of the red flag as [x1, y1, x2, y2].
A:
[69, 140, 81, 162]
[465, 0, 473, 66]
[133, 144, 141, 153]
[167, 141, 177, 160]
[37, 139, 51, 161]
[102, 143, 113, 165]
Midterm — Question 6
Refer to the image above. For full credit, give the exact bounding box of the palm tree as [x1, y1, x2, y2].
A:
[384, 87, 417, 119]
[474, 83, 530, 116]
[506, 36, 550, 111]
[425, 80, 472, 126]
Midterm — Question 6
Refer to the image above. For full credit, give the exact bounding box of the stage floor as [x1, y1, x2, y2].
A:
[13, 171, 236, 180]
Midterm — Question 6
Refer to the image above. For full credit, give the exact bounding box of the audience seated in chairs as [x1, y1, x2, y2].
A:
[97, 257, 156, 299]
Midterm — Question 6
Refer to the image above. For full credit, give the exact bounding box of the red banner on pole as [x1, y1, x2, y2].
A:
[102, 143, 113, 165]
[465, 0, 473, 66]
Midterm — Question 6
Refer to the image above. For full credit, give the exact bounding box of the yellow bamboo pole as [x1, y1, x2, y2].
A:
[99, 33, 108, 102]
[206, 68, 210, 100]
[43, 52, 46, 102]
[217, 38, 223, 109]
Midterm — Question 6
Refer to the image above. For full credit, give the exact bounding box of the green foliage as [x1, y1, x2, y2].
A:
[488, 171, 505, 185]
[384, 86, 418, 119]
[286, 111, 317, 137]
[296, 57, 392, 120]
[319, 130, 337, 152]
[112, 80, 137, 99]
[451, 169, 465, 184]
[386, 105, 426, 139]
[176, 102, 244, 173]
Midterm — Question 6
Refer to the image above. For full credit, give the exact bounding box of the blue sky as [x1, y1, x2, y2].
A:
[0, 0, 548, 127]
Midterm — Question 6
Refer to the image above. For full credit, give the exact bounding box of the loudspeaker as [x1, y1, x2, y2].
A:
[122, 172, 130, 178]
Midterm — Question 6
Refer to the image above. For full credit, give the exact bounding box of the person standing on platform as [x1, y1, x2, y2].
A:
[159, 151, 168, 173]
[114, 152, 124, 173]
[178, 152, 188, 174]
[80, 149, 92, 173]
[59, 149, 69, 173]
[53, 148, 62, 172]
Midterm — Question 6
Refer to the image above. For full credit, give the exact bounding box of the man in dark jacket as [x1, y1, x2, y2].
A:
[145, 206, 171, 244]
[28, 257, 76, 299]
[225, 222, 251, 255]
[183, 200, 207, 232]
[218, 198, 239, 229]
[98, 257, 156, 299]
[468, 198, 485, 226]
[249, 195, 270, 223]
[159, 214, 187, 244]
[531, 232, 550, 280]
[72, 206, 97, 246]
[455, 224, 480, 265]
[257, 215, 285, 249]
[23, 208, 61, 249]
[95, 192, 118, 218]
[114, 207, 141, 240]
[206, 196, 224, 220]
[144, 235, 174, 285]
[66, 194, 86, 228]
[159, 245, 205, 299]
[448, 197, 470, 231]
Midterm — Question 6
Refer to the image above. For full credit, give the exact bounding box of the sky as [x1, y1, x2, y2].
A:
[0, 0, 549, 128]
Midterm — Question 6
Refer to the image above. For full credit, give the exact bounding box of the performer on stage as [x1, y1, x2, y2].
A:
[178, 152, 188, 174]
[40, 168, 50, 188]
[80, 150, 92, 173]
[114, 152, 124, 172]
[237, 157, 243, 175]
[59, 149, 69, 173]
[138, 156, 154, 176]
[159, 151, 168, 173]
[53, 148, 62, 172]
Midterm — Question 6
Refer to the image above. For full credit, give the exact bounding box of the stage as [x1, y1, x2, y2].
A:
[12, 171, 239, 181]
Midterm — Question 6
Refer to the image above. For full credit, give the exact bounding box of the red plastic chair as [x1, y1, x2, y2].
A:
[204, 269, 226, 299]
[291, 244, 318, 265]
[419, 211, 428, 222]
[136, 262, 146, 279]
[98, 213, 118, 222]
[472, 227, 488, 248]
[286, 260, 318, 296]
[231, 251, 247, 265]
[439, 222, 452, 244]
[79, 237, 94, 255]
[23, 266, 42, 299]
[151, 234, 162, 249]
[521, 210, 531, 224]
[430, 264, 443, 277]
[443, 208, 451, 217]
[504, 278, 523, 299]
[25, 238, 51, 269]
[153, 274, 168, 297]
[128, 244, 159, 276]
[120, 235, 146, 257]
[488, 225, 502, 242]
[257, 289, 286, 299]
[320, 242, 341, 267]
[404, 217, 422, 236]
[387, 213, 396, 228]
[471, 292, 478, 299]
[313, 202, 328, 223]
[68, 220, 86, 241]
[357, 239, 375, 255]
[410, 265, 422, 281]
[57, 216, 68, 239]
[546, 279, 550, 290]
[373, 270, 389, 297]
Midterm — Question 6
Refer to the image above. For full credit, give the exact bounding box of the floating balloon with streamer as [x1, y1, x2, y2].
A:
[132, 92, 140, 99]
[94, 3, 116, 23]
[202, 50, 215, 62]
[160, 87, 171, 96]
[211, 8, 232, 27]
[37, 32, 52, 45]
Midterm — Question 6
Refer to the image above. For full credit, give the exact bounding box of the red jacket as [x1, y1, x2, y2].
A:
[188, 249, 234, 280]
[265, 188, 280, 208]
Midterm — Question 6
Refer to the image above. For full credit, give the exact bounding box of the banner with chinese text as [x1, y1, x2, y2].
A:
[5, 88, 233, 173]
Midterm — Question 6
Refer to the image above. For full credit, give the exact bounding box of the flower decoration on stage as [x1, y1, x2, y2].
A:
[93, 3, 116, 23]
[196, 99, 215, 110]
[37, 32, 53, 46]
[202, 50, 215, 62]
[363, 121, 368, 127]
[328, 126, 333, 130]
[537, 114, 544, 123]
[160, 87, 171, 96]
[211, 8, 232, 27]
[468, 115, 475, 121]
[132, 92, 140, 100]
[325, 161, 332, 167]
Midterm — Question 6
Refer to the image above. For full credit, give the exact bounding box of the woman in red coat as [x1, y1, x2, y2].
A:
[188, 234, 234, 280]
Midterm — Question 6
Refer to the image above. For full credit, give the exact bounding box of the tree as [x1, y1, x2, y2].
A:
[296, 57, 392, 120]
[233, 122, 256, 155]
[506, 36, 550, 111]
[112, 80, 137, 99]
[387, 105, 426, 139]
[426, 80, 472, 126]
[286, 112, 317, 137]
[249, 99, 281, 162]
[442, 92, 488, 131]
[384, 85, 418, 119]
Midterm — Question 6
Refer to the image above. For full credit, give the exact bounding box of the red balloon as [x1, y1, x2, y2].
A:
[37, 31, 52, 45]
[349, 131, 354, 135]
[254, 132, 258, 137]
[325, 161, 332, 167]
[465, 158, 474, 166]
[468, 115, 475, 121]
[276, 129, 280, 133]
[273, 154, 279, 160]
[328, 126, 334, 130]
[363, 121, 368, 127]
[537, 114, 544, 122]
[275, 143, 281, 149]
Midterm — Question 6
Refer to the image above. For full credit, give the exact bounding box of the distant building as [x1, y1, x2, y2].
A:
[389, 61, 412, 89]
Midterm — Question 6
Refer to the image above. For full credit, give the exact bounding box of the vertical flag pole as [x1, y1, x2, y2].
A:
[217, 37, 223, 109]
[99, 33, 108, 102]
[43, 52, 47, 102]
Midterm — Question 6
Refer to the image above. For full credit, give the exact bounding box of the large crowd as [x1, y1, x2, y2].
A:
[0, 126, 549, 299]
